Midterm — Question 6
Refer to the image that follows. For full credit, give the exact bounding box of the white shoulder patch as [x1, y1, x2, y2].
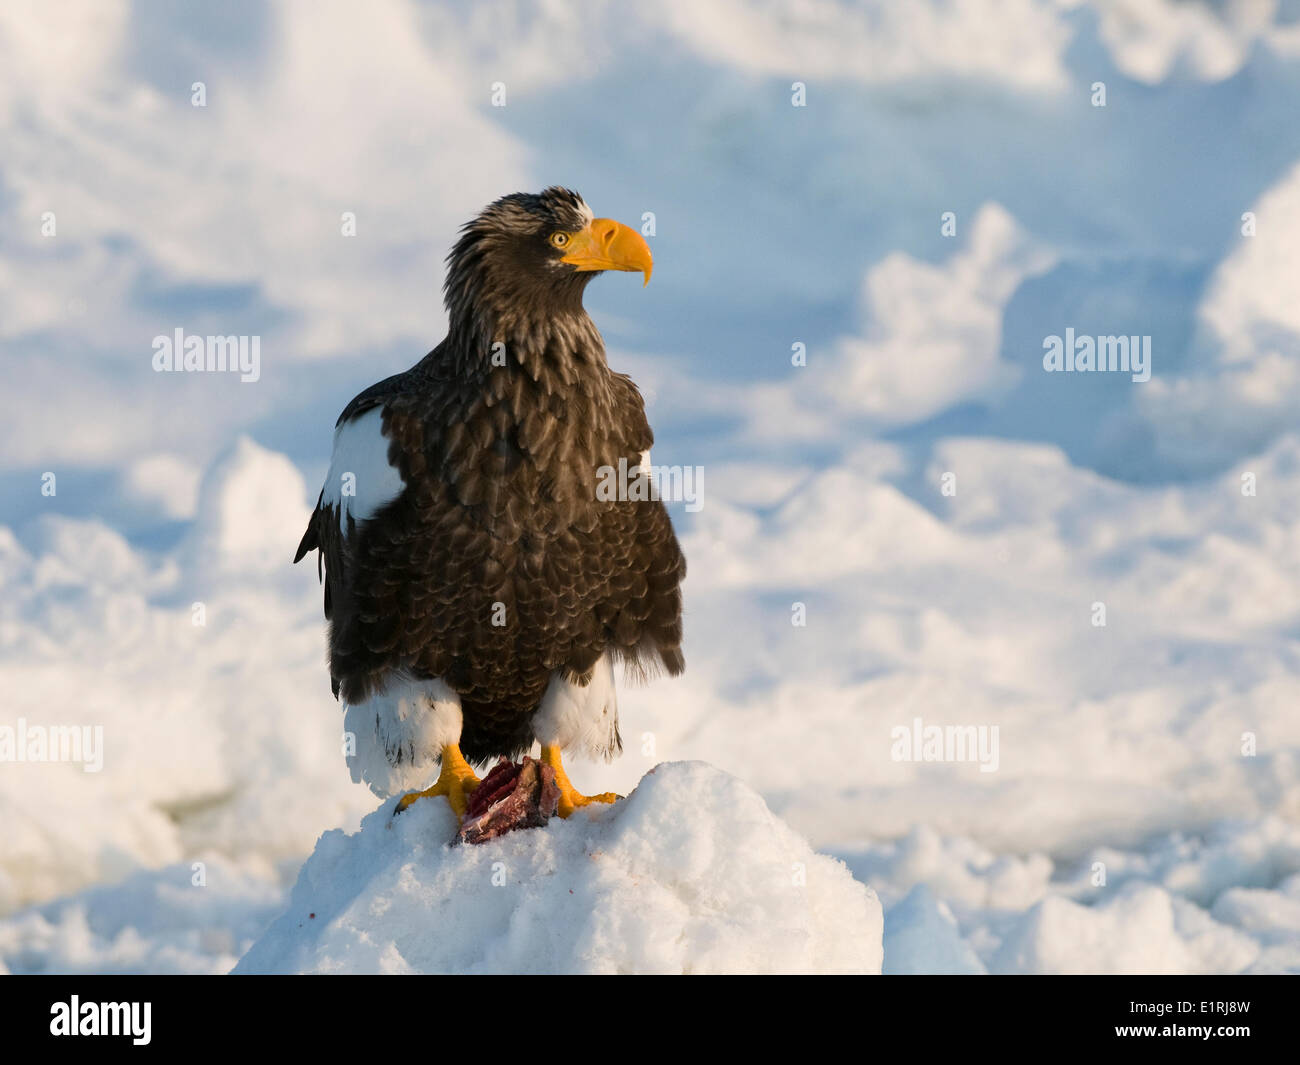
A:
[321, 407, 405, 534]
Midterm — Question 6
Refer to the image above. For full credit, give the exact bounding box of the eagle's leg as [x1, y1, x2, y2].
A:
[540, 744, 619, 818]
[395, 744, 480, 818]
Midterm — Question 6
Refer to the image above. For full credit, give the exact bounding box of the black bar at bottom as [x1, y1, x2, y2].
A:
[0, 974, 1289, 1052]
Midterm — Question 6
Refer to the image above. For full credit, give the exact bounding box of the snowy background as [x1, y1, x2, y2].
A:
[4, 0, 1300, 973]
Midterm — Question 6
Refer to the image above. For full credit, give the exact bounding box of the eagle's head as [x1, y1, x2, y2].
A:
[443, 187, 652, 339]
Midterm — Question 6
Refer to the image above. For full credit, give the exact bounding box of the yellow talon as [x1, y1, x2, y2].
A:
[540, 744, 620, 818]
[396, 744, 480, 818]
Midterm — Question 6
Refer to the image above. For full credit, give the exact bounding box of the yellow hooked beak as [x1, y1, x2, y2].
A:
[560, 218, 653, 285]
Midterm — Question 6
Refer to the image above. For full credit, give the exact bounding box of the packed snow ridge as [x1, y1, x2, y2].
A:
[233, 762, 883, 975]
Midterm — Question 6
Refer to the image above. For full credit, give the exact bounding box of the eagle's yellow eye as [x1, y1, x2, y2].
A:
[549, 232, 570, 249]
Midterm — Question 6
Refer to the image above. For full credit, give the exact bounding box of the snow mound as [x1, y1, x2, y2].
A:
[233, 762, 882, 975]
[883, 885, 986, 975]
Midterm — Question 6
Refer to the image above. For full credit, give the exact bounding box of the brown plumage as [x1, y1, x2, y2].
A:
[294, 188, 684, 769]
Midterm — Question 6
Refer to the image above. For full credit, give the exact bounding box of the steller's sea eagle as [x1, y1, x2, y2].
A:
[294, 187, 685, 818]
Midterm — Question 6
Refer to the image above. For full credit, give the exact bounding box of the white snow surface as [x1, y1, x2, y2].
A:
[233, 762, 883, 975]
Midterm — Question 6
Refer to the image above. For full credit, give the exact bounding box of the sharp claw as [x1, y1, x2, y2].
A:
[557, 790, 621, 818]
[392, 745, 480, 819]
